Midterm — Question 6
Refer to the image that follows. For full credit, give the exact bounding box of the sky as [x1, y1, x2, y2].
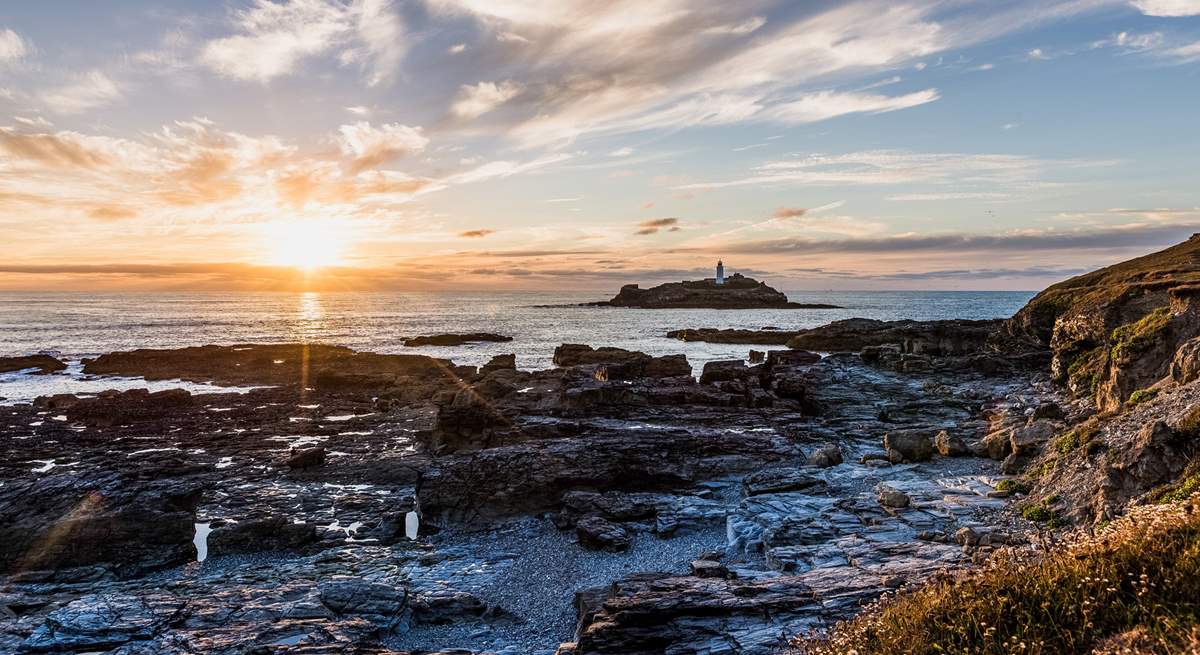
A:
[1, 0, 1199, 292]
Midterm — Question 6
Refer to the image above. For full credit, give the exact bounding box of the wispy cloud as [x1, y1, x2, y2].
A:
[459, 229, 494, 238]
[39, 71, 122, 114]
[635, 217, 681, 235]
[336, 121, 428, 173]
[1131, 0, 1200, 17]
[0, 28, 29, 64]
[451, 80, 523, 119]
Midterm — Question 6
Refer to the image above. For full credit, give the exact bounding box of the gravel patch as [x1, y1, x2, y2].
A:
[387, 515, 727, 653]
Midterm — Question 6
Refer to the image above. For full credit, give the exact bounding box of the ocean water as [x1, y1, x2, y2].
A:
[0, 290, 1033, 402]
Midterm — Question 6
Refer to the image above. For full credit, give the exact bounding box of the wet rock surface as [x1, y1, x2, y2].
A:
[0, 354, 67, 375]
[0, 334, 1058, 654]
[403, 333, 512, 347]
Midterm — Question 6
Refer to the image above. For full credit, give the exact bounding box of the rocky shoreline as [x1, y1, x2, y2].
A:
[0, 322, 1059, 654]
[5, 238, 1200, 654]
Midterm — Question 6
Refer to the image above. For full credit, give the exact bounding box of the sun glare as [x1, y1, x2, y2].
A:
[263, 221, 347, 271]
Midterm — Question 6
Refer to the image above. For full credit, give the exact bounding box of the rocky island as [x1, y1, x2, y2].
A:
[592, 263, 840, 310]
[1, 239, 1199, 654]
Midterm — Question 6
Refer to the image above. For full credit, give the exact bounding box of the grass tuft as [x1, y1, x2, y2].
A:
[1128, 388, 1158, 405]
[792, 495, 1200, 655]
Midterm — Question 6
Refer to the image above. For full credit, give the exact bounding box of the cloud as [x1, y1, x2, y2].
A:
[678, 149, 1114, 190]
[12, 116, 53, 128]
[635, 217, 680, 235]
[87, 205, 138, 221]
[345, 105, 371, 116]
[674, 223, 1200, 256]
[0, 128, 114, 168]
[701, 16, 766, 36]
[1131, 0, 1200, 16]
[773, 207, 808, 219]
[609, 147, 634, 157]
[451, 80, 523, 119]
[39, 71, 122, 114]
[760, 88, 940, 124]
[448, 43, 467, 54]
[336, 121, 428, 172]
[200, 0, 406, 84]
[0, 28, 28, 63]
[459, 229, 495, 238]
[888, 192, 1011, 201]
[447, 152, 574, 184]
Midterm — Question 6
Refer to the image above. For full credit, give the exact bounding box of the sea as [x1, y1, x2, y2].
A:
[0, 290, 1033, 403]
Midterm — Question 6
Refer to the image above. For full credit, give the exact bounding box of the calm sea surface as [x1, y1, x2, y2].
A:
[0, 290, 1033, 402]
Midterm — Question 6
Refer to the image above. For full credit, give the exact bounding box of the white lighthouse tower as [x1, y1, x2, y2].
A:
[715, 260, 725, 285]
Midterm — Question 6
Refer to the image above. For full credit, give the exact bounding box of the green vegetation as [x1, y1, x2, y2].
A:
[793, 497, 1200, 655]
[1153, 462, 1200, 505]
[1020, 504, 1054, 522]
[1054, 420, 1101, 456]
[1128, 388, 1159, 405]
[996, 479, 1031, 494]
[1065, 346, 1106, 398]
[1111, 307, 1173, 362]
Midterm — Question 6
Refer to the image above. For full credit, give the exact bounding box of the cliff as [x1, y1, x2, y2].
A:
[1004, 233, 1200, 412]
[596, 273, 840, 309]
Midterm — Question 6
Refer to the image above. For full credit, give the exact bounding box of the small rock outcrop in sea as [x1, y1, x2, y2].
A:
[593, 274, 840, 309]
[403, 333, 512, 347]
[667, 327, 802, 344]
[0, 354, 67, 374]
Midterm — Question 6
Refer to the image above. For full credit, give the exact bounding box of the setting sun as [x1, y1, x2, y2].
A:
[262, 221, 347, 271]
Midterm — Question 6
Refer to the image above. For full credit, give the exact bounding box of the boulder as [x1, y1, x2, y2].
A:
[699, 360, 748, 384]
[748, 350, 765, 364]
[883, 429, 935, 462]
[1010, 420, 1056, 454]
[876, 487, 911, 509]
[576, 516, 631, 552]
[318, 577, 407, 633]
[1032, 402, 1066, 421]
[287, 447, 326, 469]
[981, 428, 1014, 460]
[806, 444, 843, 468]
[689, 560, 730, 579]
[552, 344, 691, 379]
[766, 350, 821, 369]
[934, 430, 969, 457]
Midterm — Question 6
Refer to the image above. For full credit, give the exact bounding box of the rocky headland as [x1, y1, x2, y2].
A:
[592, 274, 841, 309]
[2, 237, 1200, 654]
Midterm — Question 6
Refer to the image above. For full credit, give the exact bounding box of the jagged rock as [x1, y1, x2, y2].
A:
[22, 594, 187, 652]
[207, 516, 317, 556]
[576, 516, 631, 552]
[573, 573, 816, 654]
[806, 444, 843, 468]
[0, 354, 67, 374]
[1010, 420, 1056, 454]
[1099, 420, 1187, 516]
[981, 428, 1014, 460]
[786, 318, 1001, 354]
[552, 344, 691, 379]
[51, 388, 194, 428]
[287, 447, 326, 469]
[766, 349, 822, 368]
[748, 350, 765, 363]
[689, 560, 730, 579]
[741, 468, 827, 496]
[700, 359, 749, 384]
[317, 577, 407, 633]
[934, 430, 969, 457]
[1032, 402, 1066, 420]
[883, 429, 935, 462]
[1170, 336, 1200, 384]
[876, 487, 911, 508]
[403, 333, 512, 347]
[481, 354, 517, 375]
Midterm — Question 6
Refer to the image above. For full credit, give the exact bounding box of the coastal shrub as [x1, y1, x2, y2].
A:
[792, 496, 1200, 655]
[996, 479, 1031, 495]
[1054, 419, 1100, 456]
[1110, 307, 1173, 362]
[1020, 503, 1053, 523]
[1128, 388, 1158, 405]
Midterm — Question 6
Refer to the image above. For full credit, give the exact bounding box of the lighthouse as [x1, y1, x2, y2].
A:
[715, 260, 725, 285]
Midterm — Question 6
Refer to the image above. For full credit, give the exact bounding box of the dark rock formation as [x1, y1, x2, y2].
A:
[403, 333, 512, 347]
[0, 354, 67, 374]
[786, 318, 1002, 354]
[576, 516, 632, 552]
[287, 446, 327, 469]
[667, 328, 801, 344]
[552, 344, 691, 379]
[83, 343, 457, 389]
[46, 388, 195, 428]
[22, 593, 187, 653]
[593, 274, 839, 309]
